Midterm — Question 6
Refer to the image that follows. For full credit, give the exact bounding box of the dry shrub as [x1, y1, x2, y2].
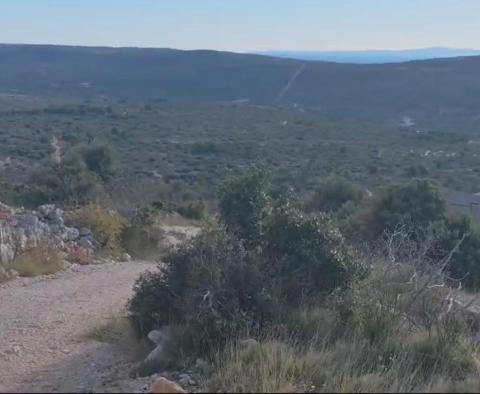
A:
[69, 204, 125, 258]
[86, 313, 151, 362]
[12, 242, 63, 277]
[121, 207, 168, 260]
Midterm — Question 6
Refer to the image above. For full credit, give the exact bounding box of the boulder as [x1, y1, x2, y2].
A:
[63, 227, 80, 242]
[0, 243, 14, 266]
[79, 227, 93, 237]
[178, 373, 196, 387]
[135, 329, 172, 376]
[119, 252, 132, 262]
[77, 238, 94, 249]
[38, 204, 56, 217]
[147, 330, 164, 345]
[0, 201, 95, 268]
[151, 377, 187, 394]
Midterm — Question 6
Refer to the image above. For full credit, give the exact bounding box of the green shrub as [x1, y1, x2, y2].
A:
[24, 152, 102, 207]
[263, 199, 360, 303]
[12, 242, 63, 277]
[129, 225, 270, 355]
[83, 145, 118, 182]
[433, 215, 480, 290]
[129, 180, 361, 359]
[353, 179, 446, 240]
[218, 168, 271, 246]
[307, 176, 364, 214]
[176, 199, 207, 220]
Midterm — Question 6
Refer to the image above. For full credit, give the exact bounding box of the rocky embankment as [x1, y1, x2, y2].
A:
[0, 202, 94, 279]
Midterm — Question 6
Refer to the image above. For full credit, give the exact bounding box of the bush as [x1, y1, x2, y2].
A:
[307, 176, 364, 214]
[129, 225, 270, 356]
[24, 152, 102, 207]
[83, 145, 117, 182]
[12, 242, 63, 277]
[263, 198, 360, 302]
[176, 199, 207, 220]
[433, 215, 480, 290]
[121, 206, 168, 260]
[218, 168, 271, 246]
[86, 313, 151, 362]
[69, 205, 125, 257]
[353, 179, 446, 240]
[129, 173, 361, 360]
[21, 144, 118, 208]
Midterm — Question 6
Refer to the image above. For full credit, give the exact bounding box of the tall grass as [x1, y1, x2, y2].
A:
[205, 265, 480, 393]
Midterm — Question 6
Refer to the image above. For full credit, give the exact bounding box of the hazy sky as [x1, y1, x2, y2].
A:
[2, 0, 479, 51]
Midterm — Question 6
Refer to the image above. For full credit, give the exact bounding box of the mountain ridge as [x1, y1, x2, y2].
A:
[1, 43, 480, 129]
[256, 47, 480, 63]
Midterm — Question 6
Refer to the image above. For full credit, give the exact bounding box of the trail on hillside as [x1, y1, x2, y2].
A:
[273, 63, 306, 106]
[51, 136, 62, 164]
[0, 260, 157, 393]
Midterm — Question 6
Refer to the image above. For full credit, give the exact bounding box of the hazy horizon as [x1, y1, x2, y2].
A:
[1, 42, 479, 54]
[2, 0, 480, 52]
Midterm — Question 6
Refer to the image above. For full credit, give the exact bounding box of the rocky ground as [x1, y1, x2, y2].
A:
[0, 260, 158, 393]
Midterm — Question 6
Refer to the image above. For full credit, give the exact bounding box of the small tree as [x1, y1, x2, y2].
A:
[83, 145, 117, 182]
[354, 179, 446, 240]
[434, 215, 480, 290]
[218, 168, 271, 246]
[308, 176, 364, 214]
[263, 196, 360, 302]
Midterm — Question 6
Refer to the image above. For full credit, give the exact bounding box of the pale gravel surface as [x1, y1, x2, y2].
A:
[0, 260, 157, 393]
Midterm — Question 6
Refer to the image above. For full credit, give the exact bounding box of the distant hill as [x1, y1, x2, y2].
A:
[1, 44, 480, 129]
[256, 47, 480, 63]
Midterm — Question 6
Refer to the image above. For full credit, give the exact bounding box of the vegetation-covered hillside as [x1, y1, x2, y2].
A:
[2, 99, 480, 210]
[1, 44, 480, 129]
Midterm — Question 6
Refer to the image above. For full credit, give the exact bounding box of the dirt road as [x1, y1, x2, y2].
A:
[0, 261, 157, 393]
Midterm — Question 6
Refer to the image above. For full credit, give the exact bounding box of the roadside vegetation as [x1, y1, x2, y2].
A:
[3, 98, 480, 391]
[125, 169, 480, 392]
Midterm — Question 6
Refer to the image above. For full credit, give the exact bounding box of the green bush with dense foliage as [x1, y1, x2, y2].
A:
[218, 168, 271, 247]
[20, 144, 117, 208]
[307, 176, 364, 215]
[176, 199, 207, 220]
[83, 145, 118, 182]
[353, 179, 446, 240]
[127, 174, 480, 390]
[433, 216, 480, 290]
[129, 171, 361, 361]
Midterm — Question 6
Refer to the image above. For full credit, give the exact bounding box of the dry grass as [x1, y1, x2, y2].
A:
[207, 333, 480, 393]
[68, 204, 125, 258]
[205, 265, 480, 393]
[11, 242, 64, 277]
[86, 313, 151, 362]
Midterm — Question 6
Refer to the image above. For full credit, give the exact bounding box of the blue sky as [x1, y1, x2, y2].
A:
[1, 0, 479, 51]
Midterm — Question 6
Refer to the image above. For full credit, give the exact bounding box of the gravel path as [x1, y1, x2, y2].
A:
[0, 261, 157, 393]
